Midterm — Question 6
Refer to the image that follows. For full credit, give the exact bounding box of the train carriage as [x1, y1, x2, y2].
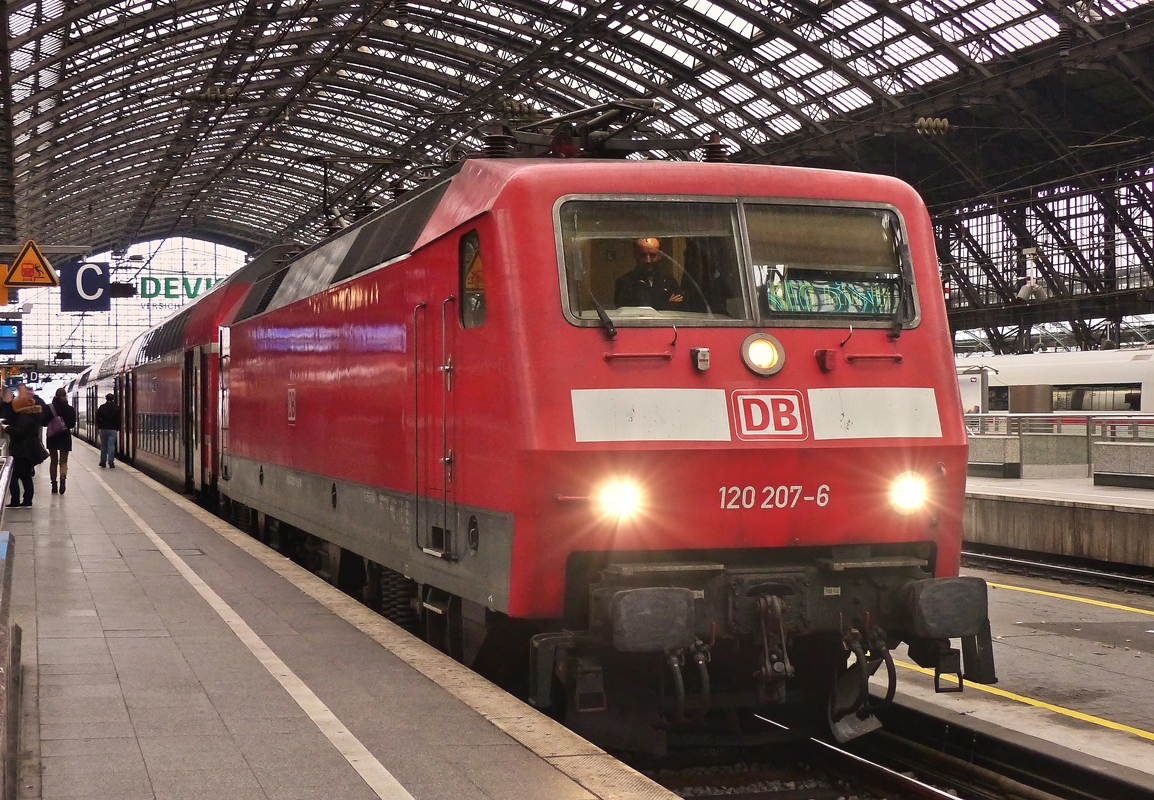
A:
[82, 156, 996, 753]
[76, 245, 303, 489]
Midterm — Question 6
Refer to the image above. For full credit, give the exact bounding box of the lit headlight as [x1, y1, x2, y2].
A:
[741, 333, 785, 377]
[890, 472, 928, 514]
[597, 480, 643, 519]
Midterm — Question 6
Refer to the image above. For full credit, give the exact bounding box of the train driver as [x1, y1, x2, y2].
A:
[614, 237, 686, 311]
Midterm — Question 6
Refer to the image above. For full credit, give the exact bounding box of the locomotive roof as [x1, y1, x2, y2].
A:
[89, 157, 925, 376]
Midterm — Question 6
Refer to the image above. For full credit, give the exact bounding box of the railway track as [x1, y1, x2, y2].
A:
[229, 505, 1152, 800]
[962, 548, 1154, 594]
[642, 738, 952, 800]
[641, 702, 1154, 800]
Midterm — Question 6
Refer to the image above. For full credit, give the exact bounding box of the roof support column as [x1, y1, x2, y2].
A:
[0, 1, 15, 245]
[1101, 177, 1118, 294]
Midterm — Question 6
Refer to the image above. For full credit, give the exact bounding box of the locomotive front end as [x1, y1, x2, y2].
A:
[524, 172, 996, 753]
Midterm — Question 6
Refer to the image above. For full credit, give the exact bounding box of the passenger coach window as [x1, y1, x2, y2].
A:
[746, 205, 908, 318]
[459, 230, 486, 328]
[559, 200, 749, 323]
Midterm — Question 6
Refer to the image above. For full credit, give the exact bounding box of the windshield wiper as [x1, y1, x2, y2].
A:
[571, 214, 617, 340]
[890, 243, 912, 339]
[591, 293, 617, 340]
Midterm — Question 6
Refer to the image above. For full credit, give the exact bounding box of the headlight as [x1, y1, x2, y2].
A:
[741, 332, 785, 377]
[890, 472, 928, 514]
[597, 479, 643, 519]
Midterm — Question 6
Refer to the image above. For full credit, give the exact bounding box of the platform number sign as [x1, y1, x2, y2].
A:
[287, 385, 296, 425]
[0, 323, 21, 355]
[60, 262, 111, 312]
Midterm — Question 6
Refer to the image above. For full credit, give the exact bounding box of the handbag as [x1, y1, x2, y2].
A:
[46, 405, 67, 438]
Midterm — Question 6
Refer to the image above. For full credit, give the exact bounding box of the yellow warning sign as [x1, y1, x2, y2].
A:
[4, 240, 58, 288]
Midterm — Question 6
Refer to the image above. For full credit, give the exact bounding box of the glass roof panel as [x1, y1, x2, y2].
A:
[3, 0, 1153, 257]
[827, 87, 873, 112]
[767, 115, 803, 135]
[683, 0, 758, 38]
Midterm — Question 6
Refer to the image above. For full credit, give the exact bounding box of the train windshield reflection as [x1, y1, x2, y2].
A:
[558, 199, 911, 326]
[559, 200, 749, 322]
[746, 204, 905, 318]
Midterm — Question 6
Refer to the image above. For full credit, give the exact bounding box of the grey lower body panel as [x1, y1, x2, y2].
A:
[221, 455, 514, 613]
[134, 449, 185, 489]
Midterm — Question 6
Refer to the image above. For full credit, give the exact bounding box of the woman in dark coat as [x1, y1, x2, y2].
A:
[5, 392, 46, 507]
[44, 388, 77, 495]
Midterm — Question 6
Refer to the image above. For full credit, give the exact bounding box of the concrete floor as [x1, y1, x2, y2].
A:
[13, 447, 1153, 798]
[968, 475, 1154, 509]
[8, 445, 665, 800]
[881, 564, 1154, 787]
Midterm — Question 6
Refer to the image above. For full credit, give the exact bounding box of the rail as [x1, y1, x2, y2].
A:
[867, 699, 1154, 800]
[640, 702, 1140, 800]
[962, 549, 1154, 592]
[1088, 416, 1154, 441]
[964, 414, 1154, 479]
[963, 412, 1154, 435]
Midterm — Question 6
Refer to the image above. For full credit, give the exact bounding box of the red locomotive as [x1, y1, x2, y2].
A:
[73, 155, 996, 752]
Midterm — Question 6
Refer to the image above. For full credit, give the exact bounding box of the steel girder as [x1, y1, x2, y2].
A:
[0, 1, 14, 245]
[942, 165, 1154, 344]
[3, 0, 1154, 261]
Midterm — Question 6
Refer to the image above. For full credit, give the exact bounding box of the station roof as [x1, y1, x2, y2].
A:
[5, 0, 1154, 255]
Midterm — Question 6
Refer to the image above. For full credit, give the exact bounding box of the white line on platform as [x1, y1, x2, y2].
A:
[82, 464, 415, 800]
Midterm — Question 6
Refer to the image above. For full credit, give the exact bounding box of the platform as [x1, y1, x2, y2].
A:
[9, 445, 674, 800]
[964, 476, 1154, 569]
[967, 475, 1154, 510]
[877, 564, 1154, 790]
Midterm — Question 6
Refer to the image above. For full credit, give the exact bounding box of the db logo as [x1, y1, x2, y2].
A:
[731, 390, 808, 440]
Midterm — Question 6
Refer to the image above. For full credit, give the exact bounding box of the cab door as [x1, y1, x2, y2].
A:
[184, 347, 204, 492]
[116, 374, 134, 463]
[415, 230, 487, 562]
[413, 254, 457, 559]
[218, 327, 231, 482]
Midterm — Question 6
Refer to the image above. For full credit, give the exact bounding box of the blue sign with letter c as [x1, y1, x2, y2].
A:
[60, 261, 110, 312]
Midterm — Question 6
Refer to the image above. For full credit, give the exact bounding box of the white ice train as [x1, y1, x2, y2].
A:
[956, 349, 1154, 413]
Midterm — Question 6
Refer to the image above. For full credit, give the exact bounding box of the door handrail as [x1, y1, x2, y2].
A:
[440, 295, 456, 551]
[412, 302, 426, 552]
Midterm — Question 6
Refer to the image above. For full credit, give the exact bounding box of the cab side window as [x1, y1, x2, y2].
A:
[459, 230, 486, 328]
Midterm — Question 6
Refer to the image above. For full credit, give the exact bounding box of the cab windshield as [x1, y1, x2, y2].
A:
[559, 200, 747, 321]
[557, 198, 910, 326]
[746, 204, 903, 317]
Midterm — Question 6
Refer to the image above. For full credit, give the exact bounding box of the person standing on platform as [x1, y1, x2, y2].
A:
[4, 392, 46, 507]
[16, 382, 47, 410]
[0, 387, 13, 426]
[45, 388, 76, 494]
[95, 392, 120, 468]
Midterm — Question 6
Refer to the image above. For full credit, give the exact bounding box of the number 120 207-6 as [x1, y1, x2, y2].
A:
[718, 485, 830, 509]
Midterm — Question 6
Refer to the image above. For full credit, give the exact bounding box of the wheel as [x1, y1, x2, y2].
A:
[378, 566, 419, 631]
